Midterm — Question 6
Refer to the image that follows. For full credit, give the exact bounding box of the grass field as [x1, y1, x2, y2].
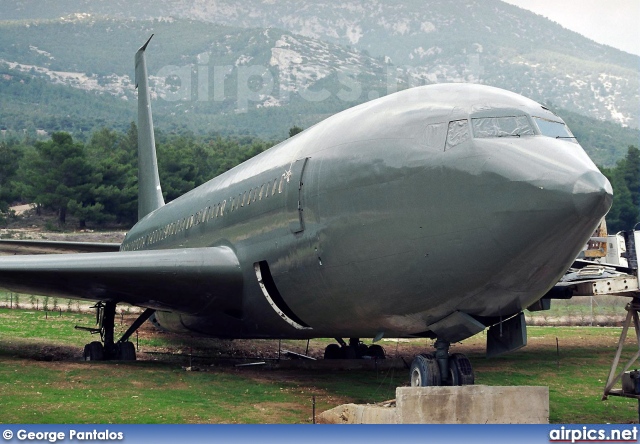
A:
[1, 306, 640, 424]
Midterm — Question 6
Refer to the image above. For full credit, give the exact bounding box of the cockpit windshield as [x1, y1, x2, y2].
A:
[532, 117, 576, 141]
[471, 116, 534, 138]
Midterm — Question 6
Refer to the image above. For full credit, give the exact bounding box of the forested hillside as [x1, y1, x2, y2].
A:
[0, 126, 274, 227]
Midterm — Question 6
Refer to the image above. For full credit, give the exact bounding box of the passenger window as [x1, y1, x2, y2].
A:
[271, 179, 278, 196]
[278, 175, 284, 193]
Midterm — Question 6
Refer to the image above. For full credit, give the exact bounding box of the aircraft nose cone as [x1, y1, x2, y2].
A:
[572, 171, 613, 217]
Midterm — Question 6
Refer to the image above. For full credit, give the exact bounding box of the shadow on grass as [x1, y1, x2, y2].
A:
[0, 340, 81, 361]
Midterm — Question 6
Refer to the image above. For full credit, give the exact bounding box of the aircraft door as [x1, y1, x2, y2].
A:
[285, 157, 309, 234]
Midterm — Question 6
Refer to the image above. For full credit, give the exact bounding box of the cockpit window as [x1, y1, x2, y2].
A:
[533, 117, 576, 141]
[425, 123, 447, 150]
[445, 120, 470, 150]
[472, 116, 534, 138]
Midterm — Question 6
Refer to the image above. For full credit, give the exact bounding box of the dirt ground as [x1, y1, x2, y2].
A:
[3, 310, 612, 366]
[2, 205, 127, 243]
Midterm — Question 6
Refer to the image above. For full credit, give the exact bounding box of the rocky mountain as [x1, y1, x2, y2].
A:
[2, 0, 638, 129]
[0, 1, 638, 165]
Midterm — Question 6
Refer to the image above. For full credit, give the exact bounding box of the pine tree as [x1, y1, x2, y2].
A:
[21, 132, 100, 225]
[604, 170, 636, 233]
[621, 146, 639, 210]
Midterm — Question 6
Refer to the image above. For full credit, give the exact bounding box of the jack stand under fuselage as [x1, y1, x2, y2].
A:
[603, 299, 640, 401]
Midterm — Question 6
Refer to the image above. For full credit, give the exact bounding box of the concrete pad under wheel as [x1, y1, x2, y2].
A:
[318, 385, 549, 424]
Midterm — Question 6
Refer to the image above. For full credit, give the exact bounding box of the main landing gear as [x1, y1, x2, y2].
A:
[410, 339, 474, 387]
[77, 301, 155, 361]
[324, 338, 386, 360]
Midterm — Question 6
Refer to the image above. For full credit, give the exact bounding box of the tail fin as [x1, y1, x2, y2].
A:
[135, 35, 165, 220]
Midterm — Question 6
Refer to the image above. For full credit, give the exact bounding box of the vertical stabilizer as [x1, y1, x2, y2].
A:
[135, 35, 165, 220]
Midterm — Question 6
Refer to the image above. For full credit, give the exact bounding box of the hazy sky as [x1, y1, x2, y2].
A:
[502, 0, 640, 56]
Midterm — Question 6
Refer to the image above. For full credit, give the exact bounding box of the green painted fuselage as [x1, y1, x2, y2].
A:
[121, 83, 612, 341]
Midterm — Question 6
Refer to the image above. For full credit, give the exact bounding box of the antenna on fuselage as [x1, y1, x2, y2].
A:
[135, 34, 165, 220]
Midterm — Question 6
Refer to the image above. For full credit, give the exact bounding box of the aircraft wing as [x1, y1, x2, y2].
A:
[0, 246, 243, 315]
[0, 239, 121, 255]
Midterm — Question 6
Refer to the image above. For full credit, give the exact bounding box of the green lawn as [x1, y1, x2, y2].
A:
[1, 307, 639, 423]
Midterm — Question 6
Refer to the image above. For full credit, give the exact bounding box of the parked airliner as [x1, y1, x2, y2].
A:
[0, 37, 612, 386]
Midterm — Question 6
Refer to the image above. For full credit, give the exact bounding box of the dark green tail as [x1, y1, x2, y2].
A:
[134, 35, 165, 220]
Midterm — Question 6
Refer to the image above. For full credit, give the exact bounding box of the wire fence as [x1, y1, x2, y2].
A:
[0, 291, 632, 326]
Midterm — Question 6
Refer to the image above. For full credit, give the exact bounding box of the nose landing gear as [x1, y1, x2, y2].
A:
[409, 340, 474, 387]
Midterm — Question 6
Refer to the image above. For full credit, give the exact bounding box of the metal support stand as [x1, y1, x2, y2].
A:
[602, 298, 640, 401]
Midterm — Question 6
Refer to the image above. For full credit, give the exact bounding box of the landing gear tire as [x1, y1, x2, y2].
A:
[449, 353, 474, 385]
[410, 353, 441, 387]
[324, 343, 343, 359]
[83, 341, 104, 361]
[115, 342, 136, 361]
[80, 303, 153, 361]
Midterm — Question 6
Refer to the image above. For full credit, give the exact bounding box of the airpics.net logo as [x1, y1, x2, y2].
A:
[549, 426, 638, 443]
